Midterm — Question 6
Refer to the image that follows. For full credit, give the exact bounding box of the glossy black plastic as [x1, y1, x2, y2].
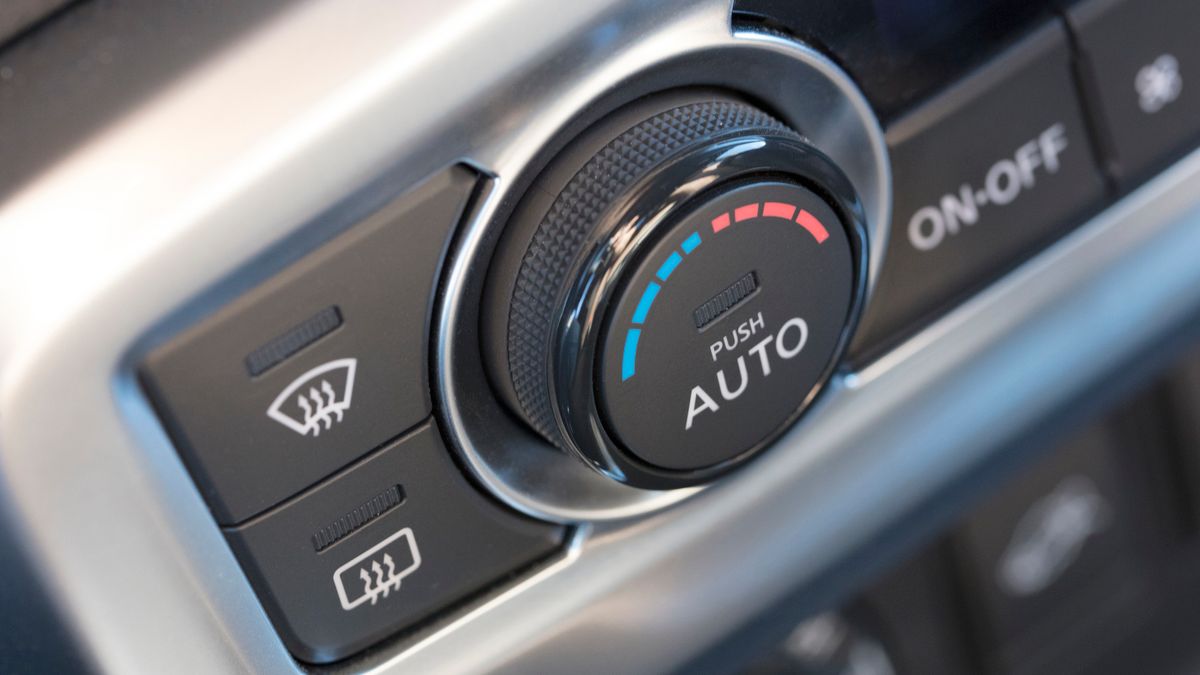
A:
[551, 133, 870, 488]
[596, 180, 855, 471]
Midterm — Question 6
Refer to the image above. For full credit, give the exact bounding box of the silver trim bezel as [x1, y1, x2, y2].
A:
[435, 23, 891, 522]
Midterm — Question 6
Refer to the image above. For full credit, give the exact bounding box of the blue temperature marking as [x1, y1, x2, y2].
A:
[632, 283, 660, 324]
[656, 252, 682, 281]
[622, 329, 641, 380]
[620, 233, 704, 383]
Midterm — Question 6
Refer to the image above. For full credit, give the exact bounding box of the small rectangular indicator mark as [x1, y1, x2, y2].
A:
[796, 209, 830, 244]
[246, 306, 343, 376]
[632, 283, 661, 324]
[693, 272, 759, 330]
[622, 329, 641, 380]
[656, 252, 683, 281]
[681, 232, 702, 254]
[312, 484, 405, 552]
[763, 202, 797, 220]
[734, 203, 760, 222]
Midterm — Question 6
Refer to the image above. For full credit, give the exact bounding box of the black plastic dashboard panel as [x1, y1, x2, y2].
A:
[141, 166, 477, 524]
[850, 19, 1107, 360]
[1068, 0, 1200, 188]
[1, 0, 1200, 673]
[226, 422, 563, 663]
[733, 0, 1058, 122]
[137, 160, 570, 663]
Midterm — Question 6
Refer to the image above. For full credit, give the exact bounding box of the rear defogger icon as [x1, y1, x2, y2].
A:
[333, 528, 422, 611]
[266, 358, 357, 437]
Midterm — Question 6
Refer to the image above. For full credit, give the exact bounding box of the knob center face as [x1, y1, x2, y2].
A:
[597, 181, 854, 471]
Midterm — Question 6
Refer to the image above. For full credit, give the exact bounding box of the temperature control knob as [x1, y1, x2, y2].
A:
[484, 95, 867, 488]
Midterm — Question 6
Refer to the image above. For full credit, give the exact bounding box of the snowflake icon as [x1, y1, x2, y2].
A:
[1135, 54, 1182, 114]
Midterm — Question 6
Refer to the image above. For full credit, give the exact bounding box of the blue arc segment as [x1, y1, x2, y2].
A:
[622, 233, 701, 383]
[622, 329, 641, 380]
[656, 252, 682, 281]
[632, 282, 660, 324]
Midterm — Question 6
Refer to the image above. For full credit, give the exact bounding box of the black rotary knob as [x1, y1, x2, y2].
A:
[483, 94, 868, 488]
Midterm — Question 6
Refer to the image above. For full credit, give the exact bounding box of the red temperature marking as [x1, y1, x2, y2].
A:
[734, 203, 760, 222]
[711, 213, 731, 233]
[796, 209, 829, 244]
[763, 202, 797, 220]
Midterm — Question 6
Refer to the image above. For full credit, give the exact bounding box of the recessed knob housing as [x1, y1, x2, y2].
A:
[484, 94, 868, 488]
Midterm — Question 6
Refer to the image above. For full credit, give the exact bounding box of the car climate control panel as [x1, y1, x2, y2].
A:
[128, 0, 1200, 666]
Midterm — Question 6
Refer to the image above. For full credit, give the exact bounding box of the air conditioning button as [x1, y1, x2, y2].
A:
[597, 181, 853, 471]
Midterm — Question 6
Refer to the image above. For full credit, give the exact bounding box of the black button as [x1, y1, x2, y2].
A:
[849, 21, 1106, 361]
[1070, 0, 1200, 187]
[596, 181, 855, 472]
[141, 167, 476, 523]
[951, 424, 1147, 665]
[740, 612, 897, 675]
[225, 422, 564, 663]
[1166, 345, 1200, 524]
[857, 551, 976, 675]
